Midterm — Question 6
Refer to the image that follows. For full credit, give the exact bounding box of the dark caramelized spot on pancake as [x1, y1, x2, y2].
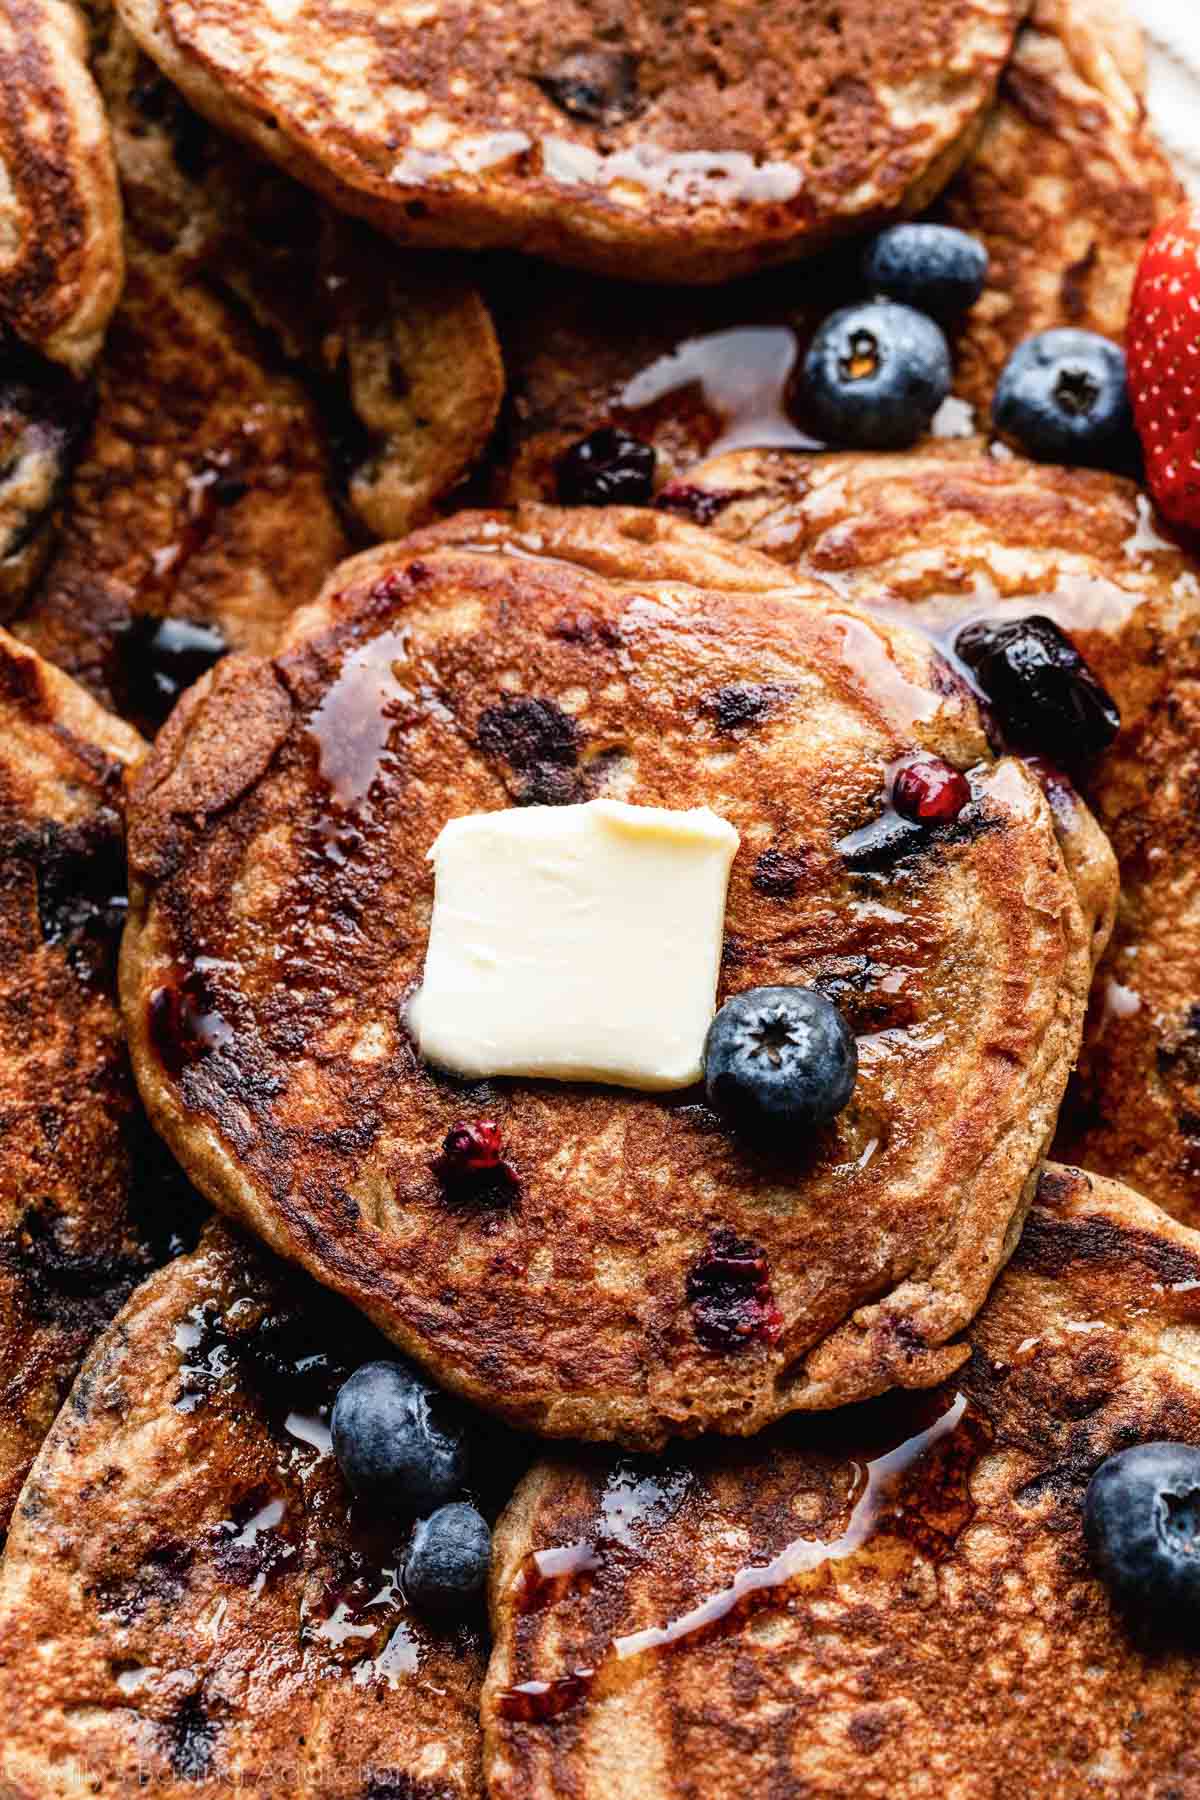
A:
[536, 46, 643, 126]
[476, 695, 584, 805]
[361, 1777, 462, 1800]
[752, 846, 807, 897]
[1013, 1206, 1200, 1290]
[0, 1204, 149, 1331]
[116, 615, 229, 734]
[703, 682, 787, 734]
[93, 1541, 196, 1626]
[687, 1228, 782, 1351]
[1157, 1005, 1200, 1086]
[32, 811, 128, 991]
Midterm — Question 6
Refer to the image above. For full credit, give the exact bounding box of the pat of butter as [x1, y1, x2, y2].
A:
[412, 799, 740, 1091]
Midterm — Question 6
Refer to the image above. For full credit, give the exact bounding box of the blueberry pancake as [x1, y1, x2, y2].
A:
[0, 0, 123, 376]
[113, 0, 1025, 285]
[0, 628, 203, 1538]
[484, 1164, 1200, 1800]
[120, 505, 1113, 1448]
[0, 1221, 485, 1799]
[939, 0, 1183, 416]
[672, 439, 1200, 1225]
[11, 7, 503, 730]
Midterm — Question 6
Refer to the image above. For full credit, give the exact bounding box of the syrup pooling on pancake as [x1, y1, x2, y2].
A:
[483, 1166, 1200, 1799]
[676, 440, 1200, 1222]
[121, 507, 1112, 1447]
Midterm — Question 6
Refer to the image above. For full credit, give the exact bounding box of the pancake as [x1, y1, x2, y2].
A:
[119, 505, 1113, 1448]
[113, 0, 1025, 285]
[939, 0, 1184, 415]
[486, 0, 1178, 503]
[11, 9, 504, 729]
[0, 1220, 485, 1798]
[483, 1163, 1200, 1798]
[670, 438, 1200, 1225]
[0, 627, 205, 1539]
[0, 347, 91, 621]
[0, 0, 123, 375]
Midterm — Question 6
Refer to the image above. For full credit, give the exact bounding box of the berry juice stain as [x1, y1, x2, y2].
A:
[497, 1391, 988, 1723]
[148, 959, 236, 1078]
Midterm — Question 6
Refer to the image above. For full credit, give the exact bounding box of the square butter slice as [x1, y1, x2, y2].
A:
[412, 799, 740, 1091]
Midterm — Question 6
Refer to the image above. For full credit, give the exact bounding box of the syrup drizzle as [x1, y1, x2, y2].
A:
[306, 628, 412, 811]
[618, 327, 820, 458]
[498, 1393, 984, 1723]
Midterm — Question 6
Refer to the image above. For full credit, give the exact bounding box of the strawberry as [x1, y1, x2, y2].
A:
[1127, 203, 1200, 530]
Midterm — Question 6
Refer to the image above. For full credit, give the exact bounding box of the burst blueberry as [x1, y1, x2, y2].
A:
[863, 224, 989, 320]
[800, 301, 951, 450]
[556, 427, 656, 506]
[892, 757, 971, 823]
[955, 615, 1119, 760]
[993, 329, 1136, 469]
[404, 1502, 492, 1617]
[1084, 1442, 1200, 1626]
[703, 986, 857, 1139]
[331, 1359, 468, 1514]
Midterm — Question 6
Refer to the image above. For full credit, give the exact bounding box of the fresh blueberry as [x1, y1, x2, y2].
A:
[1084, 1442, 1200, 1626]
[556, 427, 656, 506]
[800, 301, 951, 450]
[703, 986, 857, 1139]
[992, 328, 1136, 468]
[955, 615, 1119, 759]
[863, 224, 989, 320]
[331, 1359, 468, 1514]
[403, 1501, 492, 1616]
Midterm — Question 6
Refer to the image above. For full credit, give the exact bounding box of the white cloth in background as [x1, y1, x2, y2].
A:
[1133, 0, 1200, 195]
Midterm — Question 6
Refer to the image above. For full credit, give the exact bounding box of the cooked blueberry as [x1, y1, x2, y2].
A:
[403, 1502, 491, 1616]
[331, 1360, 468, 1514]
[800, 301, 951, 449]
[955, 615, 1119, 759]
[863, 224, 988, 320]
[892, 757, 971, 823]
[992, 329, 1135, 468]
[556, 428, 656, 507]
[1085, 1442, 1200, 1625]
[703, 986, 857, 1139]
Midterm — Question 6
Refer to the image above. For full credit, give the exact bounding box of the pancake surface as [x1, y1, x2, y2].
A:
[675, 439, 1200, 1225]
[0, 629, 200, 1538]
[0, 1221, 484, 1798]
[114, 0, 1024, 284]
[121, 506, 1111, 1447]
[940, 0, 1183, 414]
[484, 1164, 1200, 1800]
[0, 0, 124, 375]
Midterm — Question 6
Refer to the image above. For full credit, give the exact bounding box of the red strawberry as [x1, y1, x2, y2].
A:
[1127, 204, 1200, 530]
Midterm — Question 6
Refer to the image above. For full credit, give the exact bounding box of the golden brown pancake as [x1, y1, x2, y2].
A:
[120, 506, 1112, 1448]
[484, 1163, 1200, 1800]
[0, 1221, 485, 1798]
[940, 0, 1183, 415]
[0, 0, 124, 375]
[0, 627, 203, 1540]
[113, 0, 1025, 285]
[12, 8, 504, 728]
[485, 0, 1178, 504]
[671, 438, 1200, 1225]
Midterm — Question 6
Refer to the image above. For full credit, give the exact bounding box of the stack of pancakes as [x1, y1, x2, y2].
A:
[0, 0, 1198, 1793]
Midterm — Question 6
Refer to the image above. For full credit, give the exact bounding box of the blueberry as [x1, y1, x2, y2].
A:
[331, 1359, 468, 1514]
[955, 615, 1119, 759]
[799, 301, 951, 450]
[556, 427, 656, 506]
[403, 1502, 491, 1617]
[703, 986, 857, 1139]
[992, 328, 1135, 468]
[863, 224, 988, 320]
[1084, 1442, 1200, 1627]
